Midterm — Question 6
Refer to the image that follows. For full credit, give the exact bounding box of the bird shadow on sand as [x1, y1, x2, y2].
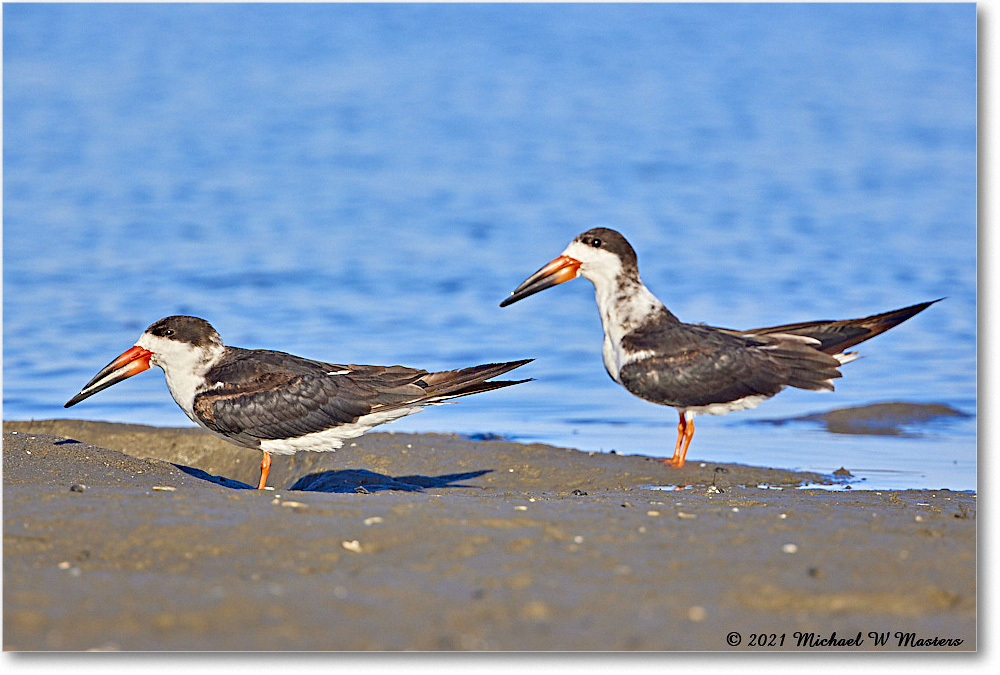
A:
[173, 464, 492, 493]
[173, 465, 259, 489]
[290, 468, 493, 493]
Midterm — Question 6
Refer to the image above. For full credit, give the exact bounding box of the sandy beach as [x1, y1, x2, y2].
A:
[3, 419, 975, 651]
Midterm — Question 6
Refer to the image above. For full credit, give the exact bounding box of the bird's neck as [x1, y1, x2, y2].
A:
[591, 272, 675, 340]
[159, 344, 226, 418]
[589, 272, 675, 384]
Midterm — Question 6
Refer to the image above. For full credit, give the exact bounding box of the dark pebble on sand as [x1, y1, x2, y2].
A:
[69, 484, 87, 492]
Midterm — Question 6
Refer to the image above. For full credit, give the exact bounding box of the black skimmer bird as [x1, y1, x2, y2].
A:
[65, 316, 531, 488]
[500, 227, 939, 468]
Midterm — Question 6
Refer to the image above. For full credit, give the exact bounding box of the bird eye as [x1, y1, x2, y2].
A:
[163, 329, 174, 337]
[590, 237, 602, 248]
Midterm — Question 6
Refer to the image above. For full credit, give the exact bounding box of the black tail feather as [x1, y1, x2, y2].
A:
[742, 299, 942, 354]
[420, 359, 533, 399]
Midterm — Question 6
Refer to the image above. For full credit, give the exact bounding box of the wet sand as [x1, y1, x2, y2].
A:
[3, 419, 976, 651]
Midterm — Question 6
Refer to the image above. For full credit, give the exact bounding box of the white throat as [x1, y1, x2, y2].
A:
[135, 334, 225, 421]
[564, 241, 666, 383]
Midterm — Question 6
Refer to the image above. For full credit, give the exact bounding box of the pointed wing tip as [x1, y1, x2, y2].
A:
[899, 297, 944, 318]
[484, 357, 534, 371]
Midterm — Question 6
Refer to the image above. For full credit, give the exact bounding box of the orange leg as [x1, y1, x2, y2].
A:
[660, 412, 694, 468]
[257, 451, 271, 489]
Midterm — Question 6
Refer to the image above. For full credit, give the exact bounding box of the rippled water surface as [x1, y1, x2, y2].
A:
[3, 4, 976, 490]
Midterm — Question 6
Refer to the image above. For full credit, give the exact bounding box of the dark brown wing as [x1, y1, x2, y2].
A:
[619, 323, 841, 409]
[193, 349, 530, 446]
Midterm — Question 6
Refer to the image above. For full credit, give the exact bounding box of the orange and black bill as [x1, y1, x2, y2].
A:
[64, 345, 153, 407]
[500, 255, 581, 307]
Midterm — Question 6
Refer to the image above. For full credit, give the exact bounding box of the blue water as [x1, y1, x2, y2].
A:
[3, 4, 977, 490]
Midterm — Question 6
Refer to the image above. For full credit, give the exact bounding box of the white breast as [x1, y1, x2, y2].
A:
[259, 406, 424, 455]
[594, 281, 664, 383]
